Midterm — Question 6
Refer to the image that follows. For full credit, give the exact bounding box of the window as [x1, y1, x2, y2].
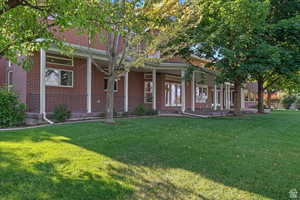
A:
[45, 68, 73, 87]
[7, 71, 13, 86]
[46, 53, 73, 66]
[144, 81, 153, 103]
[196, 85, 208, 103]
[104, 78, 118, 92]
[165, 82, 181, 107]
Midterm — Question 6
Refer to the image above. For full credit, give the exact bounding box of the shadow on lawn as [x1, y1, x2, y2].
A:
[1, 113, 299, 199]
[0, 150, 133, 200]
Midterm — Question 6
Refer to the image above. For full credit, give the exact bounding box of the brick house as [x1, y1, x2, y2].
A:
[0, 29, 247, 122]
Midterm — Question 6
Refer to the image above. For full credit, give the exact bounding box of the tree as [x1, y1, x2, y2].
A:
[265, 75, 300, 108]
[247, 0, 300, 113]
[178, 0, 269, 115]
[179, 0, 300, 115]
[80, 0, 200, 123]
[0, 0, 105, 66]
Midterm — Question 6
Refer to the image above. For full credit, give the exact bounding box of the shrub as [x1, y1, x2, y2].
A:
[134, 104, 147, 116]
[281, 95, 297, 109]
[52, 104, 71, 122]
[0, 88, 26, 128]
[145, 108, 158, 115]
[134, 104, 158, 116]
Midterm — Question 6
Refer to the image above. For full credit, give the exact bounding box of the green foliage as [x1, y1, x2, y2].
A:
[52, 104, 71, 122]
[0, 88, 25, 128]
[134, 104, 157, 116]
[145, 108, 158, 115]
[281, 95, 297, 109]
[134, 104, 147, 116]
[0, 0, 96, 64]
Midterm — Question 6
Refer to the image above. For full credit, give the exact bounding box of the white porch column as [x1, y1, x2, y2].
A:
[87, 56, 92, 113]
[40, 49, 46, 114]
[220, 84, 224, 110]
[124, 71, 129, 112]
[214, 84, 218, 110]
[225, 83, 229, 110]
[181, 70, 186, 112]
[241, 87, 245, 109]
[152, 69, 156, 110]
[191, 71, 195, 112]
[227, 84, 231, 109]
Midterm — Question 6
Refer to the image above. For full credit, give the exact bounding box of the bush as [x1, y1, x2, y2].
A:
[145, 108, 158, 115]
[0, 89, 26, 128]
[134, 104, 146, 116]
[52, 104, 71, 122]
[134, 104, 157, 116]
[281, 95, 297, 109]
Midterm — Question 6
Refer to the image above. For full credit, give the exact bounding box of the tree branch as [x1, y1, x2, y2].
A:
[92, 60, 109, 75]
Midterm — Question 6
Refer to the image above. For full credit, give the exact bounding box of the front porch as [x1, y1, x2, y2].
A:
[26, 48, 242, 122]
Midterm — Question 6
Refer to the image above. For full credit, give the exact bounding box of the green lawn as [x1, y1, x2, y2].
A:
[0, 111, 299, 200]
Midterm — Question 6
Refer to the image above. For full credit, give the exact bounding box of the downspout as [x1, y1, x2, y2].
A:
[40, 49, 54, 125]
[43, 112, 54, 124]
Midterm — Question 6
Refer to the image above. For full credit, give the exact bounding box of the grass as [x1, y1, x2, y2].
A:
[0, 111, 299, 200]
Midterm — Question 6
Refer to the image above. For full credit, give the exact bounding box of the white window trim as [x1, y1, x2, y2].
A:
[144, 81, 153, 104]
[104, 78, 118, 92]
[45, 68, 74, 88]
[46, 54, 74, 67]
[195, 84, 208, 104]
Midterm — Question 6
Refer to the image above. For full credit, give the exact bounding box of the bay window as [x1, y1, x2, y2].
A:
[165, 82, 181, 107]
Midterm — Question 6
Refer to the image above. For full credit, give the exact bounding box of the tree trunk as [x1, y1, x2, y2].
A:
[105, 75, 116, 124]
[234, 80, 241, 116]
[267, 90, 272, 109]
[257, 77, 264, 113]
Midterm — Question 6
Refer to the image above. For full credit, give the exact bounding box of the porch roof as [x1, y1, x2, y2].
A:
[145, 62, 216, 75]
[49, 42, 216, 75]
[49, 42, 108, 61]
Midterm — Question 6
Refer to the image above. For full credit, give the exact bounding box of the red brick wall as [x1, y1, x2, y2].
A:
[26, 53, 40, 112]
[0, 59, 7, 87]
[27, 53, 88, 113]
[52, 29, 107, 51]
[128, 72, 145, 112]
[11, 62, 27, 104]
[46, 57, 87, 113]
[91, 65, 126, 113]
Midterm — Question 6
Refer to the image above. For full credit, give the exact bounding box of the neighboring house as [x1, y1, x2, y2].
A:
[0, 29, 247, 122]
[243, 82, 258, 108]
